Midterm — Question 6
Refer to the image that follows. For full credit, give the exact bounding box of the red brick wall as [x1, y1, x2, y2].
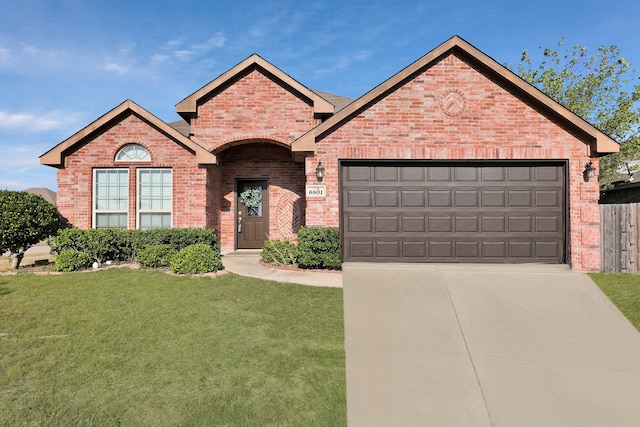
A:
[306, 53, 601, 271]
[57, 114, 208, 230]
[190, 68, 319, 152]
[217, 143, 305, 253]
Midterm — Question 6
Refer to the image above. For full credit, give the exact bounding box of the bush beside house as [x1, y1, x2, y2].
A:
[260, 226, 341, 270]
[50, 228, 220, 273]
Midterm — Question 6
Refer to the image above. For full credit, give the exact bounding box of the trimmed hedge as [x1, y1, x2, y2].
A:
[51, 228, 218, 265]
[260, 227, 341, 270]
[170, 244, 223, 274]
[297, 226, 341, 269]
[55, 249, 93, 272]
[136, 244, 177, 268]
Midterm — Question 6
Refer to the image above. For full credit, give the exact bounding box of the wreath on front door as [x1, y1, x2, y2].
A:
[240, 187, 262, 215]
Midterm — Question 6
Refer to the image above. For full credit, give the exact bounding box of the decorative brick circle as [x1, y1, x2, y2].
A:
[439, 90, 466, 116]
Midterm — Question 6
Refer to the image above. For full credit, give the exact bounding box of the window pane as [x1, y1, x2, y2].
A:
[139, 213, 171, 230]
[94, 170, 128, 212]
[96, 213, 127, 229]
[116, 144, 150, 162]
[138, 169, 172, 229]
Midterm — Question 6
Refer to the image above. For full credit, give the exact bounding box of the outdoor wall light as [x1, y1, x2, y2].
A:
[584, 161, 596, 179]
[315, 160, 325, 181]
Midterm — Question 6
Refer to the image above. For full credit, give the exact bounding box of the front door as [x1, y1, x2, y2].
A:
[237, 180, 269, 249]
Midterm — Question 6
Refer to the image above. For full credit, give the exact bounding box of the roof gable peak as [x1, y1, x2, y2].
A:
[176, 54, 334, 120]
[40, 99, 217, 167]
[292, 35, 618, 156]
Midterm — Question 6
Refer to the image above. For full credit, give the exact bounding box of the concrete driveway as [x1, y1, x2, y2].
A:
[343, 263, 640, 427]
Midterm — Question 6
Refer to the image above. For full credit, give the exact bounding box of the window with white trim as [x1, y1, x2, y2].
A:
[94, 169, 129, 228]
[138, 169, 172, 229]
[116, 144, 150, 162]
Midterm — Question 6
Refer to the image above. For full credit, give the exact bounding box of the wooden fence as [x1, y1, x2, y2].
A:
[600, 203, 640, 272]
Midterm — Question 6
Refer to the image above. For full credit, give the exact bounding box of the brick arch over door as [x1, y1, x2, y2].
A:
[215, 142, 305, 252]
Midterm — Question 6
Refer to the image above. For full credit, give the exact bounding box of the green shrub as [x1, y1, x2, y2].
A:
[261, 239, 298, 266]
[170, 244, 223, 274]
[130, 228, 218, 255]
[136, 244, 177, 268]
[55, 249, 93, 272]
[0, 189, 63, 269]
[51, 228, 218, 264]
[296, 226, 341, 270]
[51, 228, 133, 263]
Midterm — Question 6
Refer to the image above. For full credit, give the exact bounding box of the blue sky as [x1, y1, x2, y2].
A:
[1, 0, 638, 191]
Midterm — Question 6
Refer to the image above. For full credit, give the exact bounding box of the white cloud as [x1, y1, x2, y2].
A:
[103, 62, 128, 75]
[0, 179, 23, 190]
[0, 110, 84, 132]
[315, 50, 373, 76]
[152, 33, 226, 64]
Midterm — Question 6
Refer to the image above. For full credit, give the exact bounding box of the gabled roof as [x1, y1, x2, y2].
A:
[40, 100, 217, 168]
[23, 187, 57, 205]
[176, 54, 335, 120]
[292, 36, 620, 156]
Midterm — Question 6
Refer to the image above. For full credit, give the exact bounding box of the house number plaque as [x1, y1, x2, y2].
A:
[306, 185, 326, 198]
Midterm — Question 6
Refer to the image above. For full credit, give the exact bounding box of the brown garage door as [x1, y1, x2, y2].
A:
[341, 162, 565, 263]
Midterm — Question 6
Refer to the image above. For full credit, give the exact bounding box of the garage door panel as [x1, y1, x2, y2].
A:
[508, 167, 532, 181]
[536, 241, 561, 258]
[482, 216, 506, 232]
[456, 216, 479, 232]
[482, 241, 507, 258]
[347, 190, 373, 207]
[375, 190, 398, 207]
[403, 216, 426, 232]
[348, 216, 372, 233]
[377, 241, 400, 257]
[376, 216, 399, 232]
[455, 190, 479, 207]
[429, 241, 453, 258]
[401, 167, 425, 181]
[454, 167, 478, 181]
[401, 190, 426, 207]
[342, 163, 565, 263]
[456, 241, 480, 258]
[509, 216, 533, 233]
[427, 168, 451, 181]
[428, 191, 452, 207]
[481, 167, 505, 181]
[429, 216, 453, 232]
[374, 166, 398, 181]
[536, 190, 561, 207]
[536, 216, 561, 233]
[508, 190, 533, 207]
[536, 166, 562, 181]
[482, 190, 506, 207]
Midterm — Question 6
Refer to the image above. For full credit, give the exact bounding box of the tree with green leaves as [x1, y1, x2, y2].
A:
[515, 38, 640, 189]
[0, 190, 62, 269]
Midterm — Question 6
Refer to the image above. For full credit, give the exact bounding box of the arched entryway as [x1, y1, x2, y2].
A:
[213, 141, 306, 253]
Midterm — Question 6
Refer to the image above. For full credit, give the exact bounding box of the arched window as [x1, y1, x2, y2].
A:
[116, 144, 150, 162]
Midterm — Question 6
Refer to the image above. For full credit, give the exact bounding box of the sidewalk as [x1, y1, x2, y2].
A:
[222, 252, 342, 288]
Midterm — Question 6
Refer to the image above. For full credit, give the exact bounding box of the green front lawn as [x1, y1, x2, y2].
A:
[0, 270, 346, 426]
[590, 273, 640, 332]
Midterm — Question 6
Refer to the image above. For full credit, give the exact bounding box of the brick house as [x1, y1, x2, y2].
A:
[41, 36, 618, 271]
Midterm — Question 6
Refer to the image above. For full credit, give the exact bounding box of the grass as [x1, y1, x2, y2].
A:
[0, 269, 346, 426]
[590, 273, 640, 332]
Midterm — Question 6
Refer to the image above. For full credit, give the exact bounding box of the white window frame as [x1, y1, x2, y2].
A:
[115, 144, 151, 162]
[137, 168, 173, 230]
[93, 168, 129, 229]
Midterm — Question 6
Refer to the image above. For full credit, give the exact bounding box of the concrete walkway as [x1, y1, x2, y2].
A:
[221, 252, 342, 287]
[343, 263, 640, 427]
